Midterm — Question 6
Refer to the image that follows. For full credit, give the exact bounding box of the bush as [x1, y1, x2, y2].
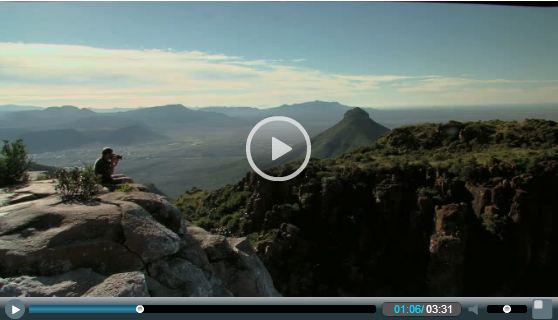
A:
[55, 165, 100, 201]
[0, 139, 30, 187]
[115, 183, 134, 192]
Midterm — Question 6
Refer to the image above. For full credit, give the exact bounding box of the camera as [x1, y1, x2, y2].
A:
[114, 154, 123, 160]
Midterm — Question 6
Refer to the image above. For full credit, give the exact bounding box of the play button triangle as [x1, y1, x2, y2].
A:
[271, 137, 292, 161]
[11, 306, 20, 315]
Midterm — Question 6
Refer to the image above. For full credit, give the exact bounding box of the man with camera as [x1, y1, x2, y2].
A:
[94, 147, 132, 186]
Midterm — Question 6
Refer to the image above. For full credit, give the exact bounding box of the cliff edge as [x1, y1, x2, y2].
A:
[0, 179, 280, 297]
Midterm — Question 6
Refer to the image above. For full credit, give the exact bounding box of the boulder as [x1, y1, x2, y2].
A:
[145, 276, 183, 297]
[84, 272, 149, 297]
[219, 237, 280, 297]
[148, 258, 214, 297]
[0, 199, 143, 277]
[119, 201, 180, 262]
[187, 226, 234, 261]
[98, 192, 183, 232]
[177, 231, 212, 272]
[186, 226, 280, 297]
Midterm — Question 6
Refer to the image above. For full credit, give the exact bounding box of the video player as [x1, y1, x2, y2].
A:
[0, 1, 557, 320]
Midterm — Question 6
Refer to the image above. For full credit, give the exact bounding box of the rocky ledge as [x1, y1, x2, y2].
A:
[0, 180, 279, 297]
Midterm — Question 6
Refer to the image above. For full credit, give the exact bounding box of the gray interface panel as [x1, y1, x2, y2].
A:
[1, 297, 555, 320]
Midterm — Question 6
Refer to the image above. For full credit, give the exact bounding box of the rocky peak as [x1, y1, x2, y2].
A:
[343, 107, 370, 121]
[0, 179, 279, 297]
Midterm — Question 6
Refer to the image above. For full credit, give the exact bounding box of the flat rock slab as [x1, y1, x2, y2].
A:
[0, 180, 58, 207]
[85, 272, 149, 297]
[13, 180, 56, 197]
[0, 199, 144, 277]
[0, 268, 105, 297]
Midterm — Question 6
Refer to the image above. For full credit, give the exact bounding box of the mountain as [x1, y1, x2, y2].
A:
[261, 101, 354, 135]
[202, 101, 354, 135]
[0, 106, 96, 129]
[201, 106, 262, 118]
[0, 104, 243, 132]
[118, 104, 241, 128]
[0, 105, 42, 114]
[311, 107, 389, 158]
[90, 107, 139, 113]
[176, 119, 558, 296]
[19, 125, 164, 153]
[203, 102, 558, 131]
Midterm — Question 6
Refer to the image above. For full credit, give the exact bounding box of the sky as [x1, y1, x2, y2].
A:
[0, 2, 557, 109]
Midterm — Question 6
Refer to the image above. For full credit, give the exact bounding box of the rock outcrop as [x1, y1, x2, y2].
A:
[0, 180, 279, 297]
[177, 119, 558, 296]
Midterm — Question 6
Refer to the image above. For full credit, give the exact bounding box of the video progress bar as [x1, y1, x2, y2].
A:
[143, 305, 377, 313]
[29, 305, 138, 314]
[28, 305, 377, 314]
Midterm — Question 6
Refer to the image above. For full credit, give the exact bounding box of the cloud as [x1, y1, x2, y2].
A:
[0, 42, 557, 108]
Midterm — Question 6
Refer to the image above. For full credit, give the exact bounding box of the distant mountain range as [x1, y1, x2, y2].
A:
[0, 105, 42, 114]
[0, 104, 243, 152]
[3, 101, 558, 131]
[204, 101, 352, 135]
[203, 102, 558, 130]
[2, 101, 558, 196]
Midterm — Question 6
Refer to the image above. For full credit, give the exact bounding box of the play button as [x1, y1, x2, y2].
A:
[246, 116, 311, 182]
[5, 299, 25, 319]
[271, 137, 292, 161]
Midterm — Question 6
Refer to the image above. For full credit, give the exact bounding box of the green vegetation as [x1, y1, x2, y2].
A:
[341, 119, 558, 181]
[176, 186, 251, 233]
[54, 165, 100, 201]
[0, 139, 30, 187]
[115, 183, 134, 192]
[176, 119, 558, 236]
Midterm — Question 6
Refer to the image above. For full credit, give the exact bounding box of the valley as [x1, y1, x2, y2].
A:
[2, 101, 558, 197]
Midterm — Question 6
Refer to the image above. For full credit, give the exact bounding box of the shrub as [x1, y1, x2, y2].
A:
[193, 216, 215, 230]
[115, 183, 134, 192]
[55, 165, 100, 201]
[0, 139, 30, 187]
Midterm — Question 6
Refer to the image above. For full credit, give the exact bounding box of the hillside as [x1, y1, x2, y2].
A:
[4, 102, 558, 197]
[312, 107, 389, 158]
[117, 104, 241, 130]
[176, 119, 558, 296]
[0, 180, 279, 297]
[17, 125, 164, 153]
[0, 106, 95, 129]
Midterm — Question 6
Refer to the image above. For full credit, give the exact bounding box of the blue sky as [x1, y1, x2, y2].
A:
[0, 2, 557, 108]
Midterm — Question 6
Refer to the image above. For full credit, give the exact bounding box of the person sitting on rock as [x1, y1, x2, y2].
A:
[94, 147, 133, 187]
